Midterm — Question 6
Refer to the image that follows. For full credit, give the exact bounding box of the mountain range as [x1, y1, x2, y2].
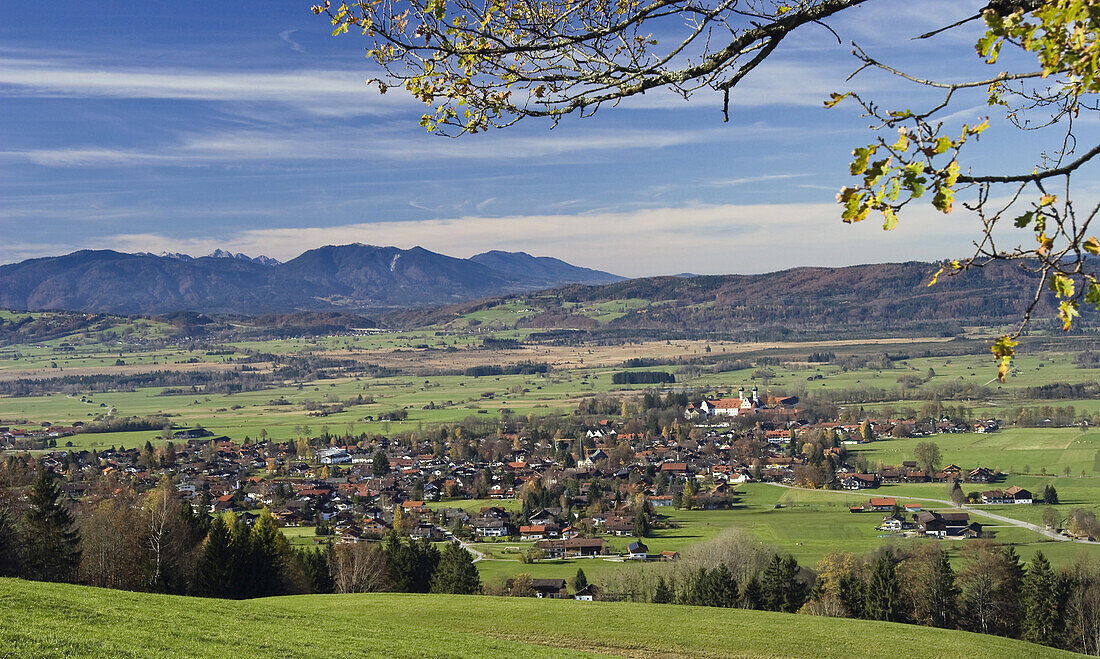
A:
[0, 245, 623, 314]
[398, 259, 1070, 337]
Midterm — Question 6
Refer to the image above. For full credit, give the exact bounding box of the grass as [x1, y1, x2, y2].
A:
[427, 498, 522, 513]
[461, 482, 1100, 586]
[848, 429, 1100, 476]
[0, 578, 1080, 658]
[8, 332, 1100, 585]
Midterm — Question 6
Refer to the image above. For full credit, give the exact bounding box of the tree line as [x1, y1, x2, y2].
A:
[596, 528, 1100, 655]
[0, 470, 478, 600]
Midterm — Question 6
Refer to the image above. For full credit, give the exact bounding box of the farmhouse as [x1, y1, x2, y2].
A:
[916, 511, 983, 538]
[867, 497, 896, 512]
[535, 538, 606, 558]
[1004, 486, 1033, 504]
[839, 473, 880, 490]
[507, 578, 568, 598]
[881, 513, 911, 532]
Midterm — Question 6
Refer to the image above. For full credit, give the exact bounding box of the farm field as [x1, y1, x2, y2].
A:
[848, 428, 1100, 476]
[0, 578, 1079, 658]
[5, 328, 1100, 446]
[462, 480, 1100, 586]
[7, 329, 1100, 593]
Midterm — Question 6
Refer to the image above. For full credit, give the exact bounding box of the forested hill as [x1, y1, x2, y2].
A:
[396, 260, 1068, 337]
[0, 245, 622, 314]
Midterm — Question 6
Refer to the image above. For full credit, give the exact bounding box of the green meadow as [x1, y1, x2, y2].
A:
[454, 479, 1100, 587]
[848, 428, 1100, 476]
[7, 330, 1100, 588]
[0, 578, 1079, 658]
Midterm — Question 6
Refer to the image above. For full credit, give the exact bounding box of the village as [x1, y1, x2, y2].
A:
[1, 384, 1043, 570]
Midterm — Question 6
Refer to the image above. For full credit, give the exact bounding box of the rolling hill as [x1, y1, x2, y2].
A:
[0, 578, 1079, 658]
[398, 260, 1069, 338]
[0, 245, 621, 315]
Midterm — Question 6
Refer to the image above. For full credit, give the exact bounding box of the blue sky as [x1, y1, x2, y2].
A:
[0, 1, 1077, 277]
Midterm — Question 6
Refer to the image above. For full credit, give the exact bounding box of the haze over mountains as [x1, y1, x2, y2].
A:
[0, 244, 623, 314]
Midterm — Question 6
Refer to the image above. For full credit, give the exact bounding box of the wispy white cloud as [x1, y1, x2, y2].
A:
[703, 174, 809, 188]
[0, 124, 744, 167]
[0, 57, 413, 116]
[279, 30, 307, 54]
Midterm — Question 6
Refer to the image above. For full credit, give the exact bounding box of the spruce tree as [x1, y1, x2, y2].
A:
[838, 572, 865, 619]
[1023, 552, 1064, 647]
[372, 449, 389, 477]
[249, 508, 290, 597]
[761, 554, 806, 613]
[21, 470, 81, 583]
[195, 514, 233, 598]
[653, 576, 673, 604]
[708, 563, 738, 608]
[678, 567, 708, 606]
[297, 545, 335, 594]
[385, 531, 415, 592]
[865, 551, 901, 622]
[574, 567, 588, 591]
[430, 541, 480, 594]
[912, 546, 958, 628]
[225, 511, 253, 598]
[409, 538, 441, 593]
[632, 511, 649, 538]
[1043, 484, 1060, 505]
[741, 575, 763, 609]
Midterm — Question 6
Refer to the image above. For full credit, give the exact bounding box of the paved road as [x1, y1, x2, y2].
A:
[443, 530, 487, 562]
[766, 482, 1099, 545]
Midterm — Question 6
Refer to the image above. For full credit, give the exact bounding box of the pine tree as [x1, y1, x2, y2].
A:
[574, 567, 588, 591]
[195, 514, 233, 598]
[297, 545, 335, 593]
[708, 563, 738, 608]
[741, 575, 764, 609]
[372, 449, 389, 477]
[632, 511, 649, 538]
[761, 554, 806, 613]
[653, 576, 673, 604]
[249, 508, 291, 597]
[1023, 551, 1064, 647]
[21, 470, 81, 583]
[225, 511, 254, 598]
[430, 541, 480, 594]
[865, 551, 901, 622]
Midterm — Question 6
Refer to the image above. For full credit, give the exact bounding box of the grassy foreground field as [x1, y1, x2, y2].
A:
[0, 579, 1081, 659]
